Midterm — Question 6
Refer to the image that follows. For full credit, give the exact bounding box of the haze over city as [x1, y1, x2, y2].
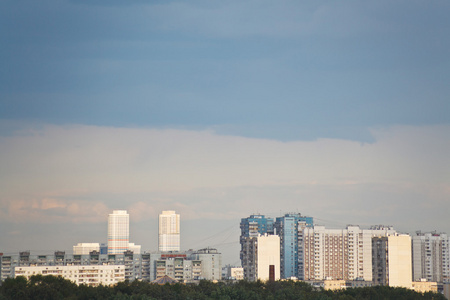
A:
[1, 0, 449, 265]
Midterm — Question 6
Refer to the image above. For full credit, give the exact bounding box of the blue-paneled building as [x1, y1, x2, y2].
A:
[275, 213, 313, 279]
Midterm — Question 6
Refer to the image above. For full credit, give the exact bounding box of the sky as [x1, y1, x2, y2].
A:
[0, 0, 449, 265]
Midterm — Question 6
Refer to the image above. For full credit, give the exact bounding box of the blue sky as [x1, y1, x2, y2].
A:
[0, 0, 449, 264]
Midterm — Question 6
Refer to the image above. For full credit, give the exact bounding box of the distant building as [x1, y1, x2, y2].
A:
[154, 256, 201, 283]
[257, 234, 281, 281]
[0, 251, 149, 283]
[412, 280, 439, 293]
[108, 210, 129, 254]
[159, 211, 180, 252]
[15, 264, 125, 286]
[241, 233, 280, 281]
[222, 265, 244, 280]
[305, 279, 373, 290]
[303, 225, 396, 281]
[412, 231, 450, 283]
[73, 243, 100, 255]
[274, 213, 313, 279]
[372, 234, 412, 288]
[190, 248, 222, 281]
[240, 214, 274, 238]
[240, 214, 275, 279]
[128, 243, 141, 255]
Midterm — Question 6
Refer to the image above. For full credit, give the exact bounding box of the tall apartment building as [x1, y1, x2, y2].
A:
[240, 234, 280, 281]
[108, 210, 129, 254]
[240, 214, 274, 238]
[412, 231, 450, 283]
[372, 234, 412, 288]
[159, 210, 181, 252]
[274, 213, 313, 279]
[303, 225, 396, 281]
[240, 214, 275, 280]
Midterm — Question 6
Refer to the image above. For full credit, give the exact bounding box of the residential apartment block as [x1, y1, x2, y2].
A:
[412, 231, 450, 283]
[303, 225, 396, 282]
[15, 264, 125, 286]
[0, 249, 221, 284]
[372, 234, 412, 288]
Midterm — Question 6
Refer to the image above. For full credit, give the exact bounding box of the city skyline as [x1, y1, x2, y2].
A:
[1, 0, 449, 266]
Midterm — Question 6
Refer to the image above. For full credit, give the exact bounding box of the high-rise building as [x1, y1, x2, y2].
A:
[412, 231, 450, 283]
[240, 233, 280, 281]
[257, 234, 281, 281]
[108, 210, 129, 254]
[159, 210, 180, 252]
[372, 234, 412, 288]
[240, 214, 275, 279]
[240, 214, 274, 238]
[274, 213, 313, 279]
[303, 225, 396, 281]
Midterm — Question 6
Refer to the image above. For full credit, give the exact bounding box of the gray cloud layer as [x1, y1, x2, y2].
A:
[0, 124, 448, 262]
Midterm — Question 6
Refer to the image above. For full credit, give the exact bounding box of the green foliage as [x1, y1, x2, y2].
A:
[0, 276, 447, 300]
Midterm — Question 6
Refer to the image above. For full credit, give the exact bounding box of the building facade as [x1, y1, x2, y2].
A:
[1, 249, 221, 284]
[412, 231, 450, 283]
[154, 256, 201, 283]
[15, 264, 125, 286]
[159, 210, 181, 252]
[240, 234, 280, 281]
[303, 225, 396, 282]
[0, 251, 148, 283]
[73, 243, 100, 255]
[274, 213, 313, 279]
[190, 248, 222, 281]
[108, 210, 130, 254]
[257, 234, 281, 281]
[240, 214, 274, 238]
[372, 235, 412, 288]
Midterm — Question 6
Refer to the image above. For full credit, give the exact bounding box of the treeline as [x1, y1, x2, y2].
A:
[0, 275, 446, 300]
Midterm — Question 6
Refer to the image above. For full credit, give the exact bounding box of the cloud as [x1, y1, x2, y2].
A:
[0, 124, 448, 228]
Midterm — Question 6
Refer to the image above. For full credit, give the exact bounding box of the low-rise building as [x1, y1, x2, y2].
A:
[15, 265, 125, 286]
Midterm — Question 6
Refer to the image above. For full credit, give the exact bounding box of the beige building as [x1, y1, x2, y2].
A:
[412, 280, 438, 293]
[229, 267, 244, 280]
[373, 234, 412, 289]
[159, 210, 181, 252]
[15, 265, 125, 286]
[257, 234, 280, 281]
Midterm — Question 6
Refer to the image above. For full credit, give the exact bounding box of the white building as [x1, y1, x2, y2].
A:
[257, 234, 280, 281]
[73, 243, 100, 255]
[303, 225, 396, 281]
[412, 231, 450, 283]
[128, 243, 141, 255]
[15, 265, 125, 286]
[373, 234, 412, 288]
[159, 210, 180, 252]
[108, 210, 130, 254]
[223, 265, 244, 280]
